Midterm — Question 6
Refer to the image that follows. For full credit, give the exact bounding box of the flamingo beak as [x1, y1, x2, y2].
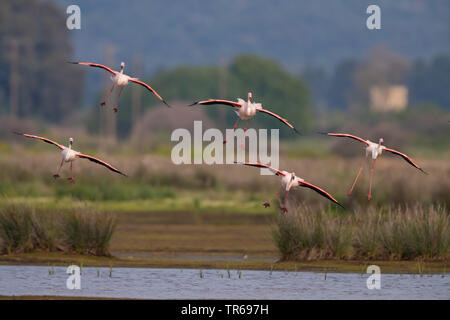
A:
[69, 138, 73, 145]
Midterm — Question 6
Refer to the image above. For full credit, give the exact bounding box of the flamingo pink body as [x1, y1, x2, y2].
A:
[325, 133, 426, 200]
[69, 61, 170, 112]
[14, 132, 126, 183]
[190, 92, 300, 145]
[235, 162, 343, 213]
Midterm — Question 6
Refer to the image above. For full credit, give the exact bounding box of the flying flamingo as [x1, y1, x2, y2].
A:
[14, 132, 127, 182]
[189, 92, 300, 144]
[324, 132, 427, 200]
[235, 162, 343, 212]
[69, 61, 170, 112]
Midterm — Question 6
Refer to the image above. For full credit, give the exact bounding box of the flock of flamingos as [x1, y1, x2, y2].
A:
[14, 61, 427, 212]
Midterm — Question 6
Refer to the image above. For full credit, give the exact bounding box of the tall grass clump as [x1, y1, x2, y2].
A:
[273, 205, 352, 260]
[0, 203, 116, 256]
[379, 206, 449, 259]
[62, 210, 116, 256]
[273, 205, 449, 261]
[0, 204, 33, 254]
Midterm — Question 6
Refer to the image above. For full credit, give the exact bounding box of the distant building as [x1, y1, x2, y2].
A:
[369, 85, 408, 112]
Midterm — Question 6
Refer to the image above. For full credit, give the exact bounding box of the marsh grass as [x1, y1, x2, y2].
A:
[63, 209, 116, 256]
[273, 205, 449, 261]
[0, 204, 33, 254]
[0, 204, 116, 256]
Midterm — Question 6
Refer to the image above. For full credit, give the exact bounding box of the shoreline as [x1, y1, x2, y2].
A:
[0, 252, 447, 274]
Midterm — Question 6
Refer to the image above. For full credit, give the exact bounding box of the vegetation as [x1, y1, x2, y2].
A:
[273, 205, 449, 261]
[0, 0, 83, 120]
[0, 204, 116, 256]
[0, 147, 448, 265]
[305, 48, 450, 111]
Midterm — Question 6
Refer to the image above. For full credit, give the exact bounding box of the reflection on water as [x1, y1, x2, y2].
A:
[0, 265, 448, 299]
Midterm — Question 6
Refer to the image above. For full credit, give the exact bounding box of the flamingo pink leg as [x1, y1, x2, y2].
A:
[53, 160, 64, 179]
[223, 118, 240, 144]
[282, 192, 289, 213]
[68, 162, 74, 183]
[348, 157, 368, 196]
[101, 84, 115, 106]
[113, 87, 123, 113]
[241, 120, 249, 150]
[263, 186, 282, 208]
[368, 159, 376, 200]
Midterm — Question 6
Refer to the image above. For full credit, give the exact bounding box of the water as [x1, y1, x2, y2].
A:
[0, 265, 448, 299]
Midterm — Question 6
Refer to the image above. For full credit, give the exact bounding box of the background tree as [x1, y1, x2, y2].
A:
[408, 54, 450, 109]
[326, 59, 358, 110]
[0, 0, 84, 121]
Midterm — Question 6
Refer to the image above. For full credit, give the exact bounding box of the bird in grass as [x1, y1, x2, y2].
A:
[323, 132, 427, 200]
[69, 61, 170, 112]
[14, 132, 127, 183]
[189, 92, 300, 144]
[235, 161, 343, 212]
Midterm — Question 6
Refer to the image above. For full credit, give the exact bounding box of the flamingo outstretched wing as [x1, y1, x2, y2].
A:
[257, 108, 300, 134]
[382, 147, 427, 174]
[128, 78, 171, 108]
[76, 153, 127, 176]
[298, 180, 344, 208]
[324, 133, 369, 145]
[234, 161, 285, 176]
[13, 132, 64, 150]
[68, 62, 117, 75]
[189, 99, 242, 108]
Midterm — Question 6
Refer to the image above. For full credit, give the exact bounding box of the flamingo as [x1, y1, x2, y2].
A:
[324, 132, 427, 200]
[69, 61, 170, 112]
[235, 161, 343, 212]
[14, 132, 127, 182]
[189, 92, 300, 144]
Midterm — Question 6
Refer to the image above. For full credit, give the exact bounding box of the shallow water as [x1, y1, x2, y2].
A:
[0, 265, 448, 299]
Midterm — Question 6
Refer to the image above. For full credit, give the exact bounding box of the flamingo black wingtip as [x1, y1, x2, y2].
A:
[162, 100, 171, 108]
[293, 127, 302, 135]
[188, 101, 199, 107]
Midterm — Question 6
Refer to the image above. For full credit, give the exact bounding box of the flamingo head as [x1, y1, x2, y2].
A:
[286, 172, 296, 191]
[247, 92, 252, 101]
[69, 137, 73, 145]
[379, 138, 384, 145]
[120, 61, 125, 69]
